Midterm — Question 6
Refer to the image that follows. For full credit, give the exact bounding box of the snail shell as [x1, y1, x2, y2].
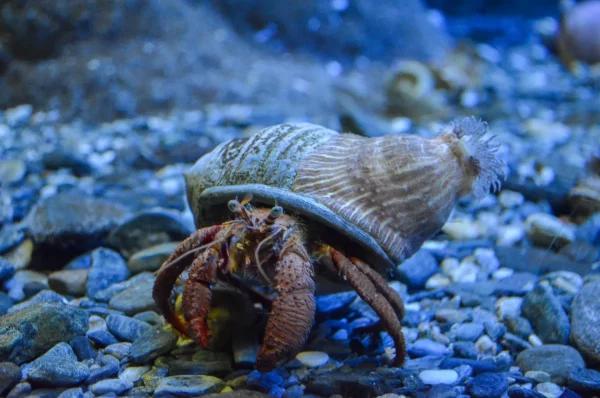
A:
[556, 0, 600, 69]
[185, 119, 505, 274]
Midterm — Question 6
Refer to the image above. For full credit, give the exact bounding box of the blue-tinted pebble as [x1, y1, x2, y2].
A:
[86, 361, 119, 385]
[440, 358, 497, 375]
[90, 378, 133, 395]
[409, 339, 451, 357]
[57, 387, 84, 398]
[285, 385, 305, 398]
[269, 385, 285, 398]
[467, 372, 508, 398]
[69, 336, 95, 361]
[103, 343, 131, 360]
[106, 314, 151, 342]
[0, 292, 12, 315]
[87, 330, 118, 347]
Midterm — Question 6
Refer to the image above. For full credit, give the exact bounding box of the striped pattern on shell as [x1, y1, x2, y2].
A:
[185, 120, 503, 267]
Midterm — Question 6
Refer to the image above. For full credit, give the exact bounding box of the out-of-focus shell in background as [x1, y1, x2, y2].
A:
[556, 0, 600, 69]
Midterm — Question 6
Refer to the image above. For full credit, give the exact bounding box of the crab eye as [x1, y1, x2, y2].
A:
[270, 205, 283, 219]
[228, 200, 239, 212]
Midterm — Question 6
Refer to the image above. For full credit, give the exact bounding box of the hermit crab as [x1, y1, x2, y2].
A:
[153, 118, 505, 371]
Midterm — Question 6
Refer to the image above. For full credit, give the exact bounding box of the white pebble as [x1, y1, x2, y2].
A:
[495, 297, 523, 320]
[425, 273, 451, 289]
[525, 213, 575, 248]
[474, 248, 500, 274]
[419, 369, 458, 385]
[525, 370, 551, 384]
[449, 260, 479, 283]
[475, 335, 496, 355]
[499, 190, 525, 208]
[529, 334, 544, 347]
[496, 225, 525, 246]
[441, 258, 460, 276]
[295, 351, 329, 368]
[492, 267, 514, 280]
[442, 218, 480, 240]
[535, 382, 563, 398]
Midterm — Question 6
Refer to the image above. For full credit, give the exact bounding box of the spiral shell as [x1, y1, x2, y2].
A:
[185, 119, 505, 272]
[557, 0, 600, 69]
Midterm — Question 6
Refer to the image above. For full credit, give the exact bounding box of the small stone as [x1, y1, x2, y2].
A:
[516, 345, 585, 384]
[295, 351, 329, 368]
[567, 368, 600, 396]
[525, 371, 551, 384]
[69, 336, 95, 361]
[449, 260, 479, 283]
[419, 369, 458, 385]
[86, 248, 130, 301]
[127, 242, 179, 274]
[0, 257, 16, 284]
[467, 372, 509, 398]
[474, 247, 500, 275]
[452, 341, 478, 359]
[8, 289, 67, 313]
[442, 218, 480, 240]
[492, 267, 514, 280]
[109, 274, 157, 315]
[4, 270, 47, 302]
[316, 291, 357, 315]
[395, 249, 439, 289]
[0, 303, 88, 364]
[435, 308, 469, 324]
[474, 335, 496, 355]
[506, 386, 547, 398]
[521, 283, 570, 344]
[104, 343, 131, 360]
[525, 213, 575, 248]
[495, 297, 523, 320]
[86, 357, 119, 384]
[497, 225, 525, 246]
[128, 325, 178, 364]
[0, 293, 12, 315]
[26, 342, 90, 387]
[6, 382, 32, 398]
[87, 330, 118, 347]
[425, 273, 451, 289]
[0, 160, 26, 186]
[453, 323, 484, 342]
[57, 387, 84, 398]
[499, 190, 525, 208]
[0, 362, 21, 396]
[505, 316, 533, 340]
[5, 104, 32, 127]
[154, 375, 224, 398]
[90, 378, 133, 396]
[48, 269, 88, 297]
[410, 339, 451, 357]
[534, 382, 563, 398]
[106, 314, 151, 343]
[570, 281, 600, 363]
[119, 366, 150, 384]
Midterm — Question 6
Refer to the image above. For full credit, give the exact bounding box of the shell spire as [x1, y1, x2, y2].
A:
[439, 117, 506, 200]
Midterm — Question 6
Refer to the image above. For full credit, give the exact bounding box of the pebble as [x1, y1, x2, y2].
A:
[395, 249, 439, 289]
[467, 372, 509, 398]
[106, 209, 193, 258]
[8, 289, 67, 313]
[506, 386, 547, 398]
[0, 303, 88, 364]
[410, 339, 451, 357]
[505, 316, 533, 339]
[104, 343, 132, 360]
[425, 273, 451, 289]
[521, 283, 570, 344]
[86, 248, 130, 300]
[26, 342, 90, 387]
[90, 378, 134, 395]
[499, 190, 525, 208]
[435, 308, 469, 324]
[495, 297, 523, 320]
[316, 291, 357, 315]
[154, 375, 224, 398]
[69, 336, 95, 361]
[87, 358, 119, 384]
[0, 362, 21, 396]
[109, 274, 157, 315]
[119, 366, 150, 384]
[48, 269, 88, 296]
[0, 292, 11, 315]
[106, 314, 151, 342]
[4, 269, 48, 302]
[442, 218, 481, 241]
[534, 382, 563, 397]
[570, 281, 600, 363]
[128, 325, 178, 365]
[453, 322, 484, 342]
[0, 159, 26, 186]
[516, 345, 585, 384]
[452, 341, 478, 359]
[567, 368, 600, 396]
[127, 242, 179, 274]
[25, 192, 129, 252]
[295, 351, 329, 368]
[525, 213, 575, 248]
[419, 369, 458, 385]
[526, 370, 552, 384]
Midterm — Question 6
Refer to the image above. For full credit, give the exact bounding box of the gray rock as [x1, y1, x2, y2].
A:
[69, 336, 95, 361]
[567, 368, 600, 396]
[396, 249, 439, 289]
[86, 248, 130, 300]
[4, 270, 48, 302]
[25, 192, 129, 252]
[57, 388, 84, 398]
[86, 356, 119, 384]
[94, 271, 153, 303]
[8, 290, 67, 313]
[128, 325, 178, 365]
[106, 314, 151, 342]
[154, 375, 224, 397]
[103, 343, 131, 360]
[133, 311, 163, 326]
[0, 303, 88, 364]
[48, 269, 88, 296]
[127, 242, 179, 274]
[521, 283, 570, 344]
[109, 274, 157, 315]
[516, 345, 585, 384]
[90, 378, 133, 395]
[467, 372, 508, 398]
[0, 362, 21, 396]
[26, 342, 90, 387]
[571, 281, 600, 363]
[305, 370, 386, 397]
[106, 209, 193, 258]
[453, 322, 484, 342]
[504, 316, 533, 340]
[168, 359, 233, 377]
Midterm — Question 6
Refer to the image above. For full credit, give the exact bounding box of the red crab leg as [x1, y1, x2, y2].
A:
[182, 245, 220, 349]
[255, 232, 316, 372]
[153, 225, 225, 336]
[318, 244, 407, 367]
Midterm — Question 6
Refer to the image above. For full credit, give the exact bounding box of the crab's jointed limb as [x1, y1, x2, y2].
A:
[255, 229, 316, 371]
[318, 244, 407, 367]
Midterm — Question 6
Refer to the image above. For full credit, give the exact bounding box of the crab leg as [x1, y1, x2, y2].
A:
[318, 244, 407, 367]
[182, 246, 220, 349]
[255, 232, 316, 372]
[152, 225, 225, 336]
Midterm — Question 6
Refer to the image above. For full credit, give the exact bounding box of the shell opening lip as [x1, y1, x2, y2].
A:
[193, 184, 396, 273]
